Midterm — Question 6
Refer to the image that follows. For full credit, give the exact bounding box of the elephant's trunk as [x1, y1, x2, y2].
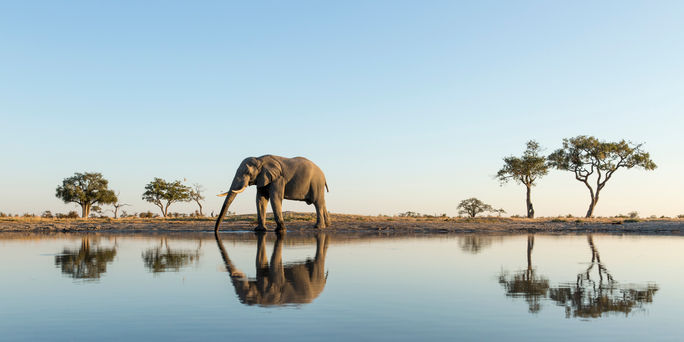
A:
[215, 191, 238, 232]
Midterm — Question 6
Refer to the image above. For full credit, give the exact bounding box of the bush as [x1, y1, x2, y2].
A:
[139, 211, 155, 218]
[55, 211, 79, 219]
[0, 212, 7, 217]
[678, 214, 684, 219]
[628, 211, 639, 219]
[22, 213, 35, 218]
[41, 211, 54, 218]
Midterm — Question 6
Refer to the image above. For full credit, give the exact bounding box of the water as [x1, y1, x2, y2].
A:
[0, 233, 682, 341]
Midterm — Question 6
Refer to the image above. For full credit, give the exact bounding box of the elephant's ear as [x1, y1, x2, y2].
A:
[257, 157, 282, 187]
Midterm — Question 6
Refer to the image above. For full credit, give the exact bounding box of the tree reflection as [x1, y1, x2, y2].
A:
[459, 235, 493, 254]
[214, 232, 329, 306]
[142, 237, 201, 273]
[548, 235, 658, 318]
[54, 237, 117, 280]
[498, 235, 549, 313]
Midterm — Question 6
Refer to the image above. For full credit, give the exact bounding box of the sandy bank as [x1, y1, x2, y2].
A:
[1, 215, 682, 235]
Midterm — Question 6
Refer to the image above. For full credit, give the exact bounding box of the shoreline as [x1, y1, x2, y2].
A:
[1, 216, 682, 236]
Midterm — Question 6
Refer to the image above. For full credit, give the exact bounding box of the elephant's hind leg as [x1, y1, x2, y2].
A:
[314, 201, 328, 229]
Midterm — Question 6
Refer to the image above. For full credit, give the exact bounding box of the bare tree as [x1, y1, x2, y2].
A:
[189, 183, 206, 217]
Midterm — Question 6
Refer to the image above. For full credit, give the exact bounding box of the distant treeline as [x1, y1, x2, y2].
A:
[0, 135, 662, 220]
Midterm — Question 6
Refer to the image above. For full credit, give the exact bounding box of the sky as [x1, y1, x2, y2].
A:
[1, 1, 683, 218]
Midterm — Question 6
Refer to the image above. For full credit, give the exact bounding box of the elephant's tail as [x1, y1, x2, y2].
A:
[325, 182, 329, 192]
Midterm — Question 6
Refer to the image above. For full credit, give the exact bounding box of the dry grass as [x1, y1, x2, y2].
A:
[1, 212, 681, 225]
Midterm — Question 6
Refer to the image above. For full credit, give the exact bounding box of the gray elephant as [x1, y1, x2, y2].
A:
[214, 155, 330, 232]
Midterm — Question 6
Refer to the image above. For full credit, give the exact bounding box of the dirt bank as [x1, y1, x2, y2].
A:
[1, 215, 682, 235]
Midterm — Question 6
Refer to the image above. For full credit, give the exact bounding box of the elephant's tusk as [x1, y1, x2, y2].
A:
[231, 187, 247, 194]
[217, 192, 229, 197]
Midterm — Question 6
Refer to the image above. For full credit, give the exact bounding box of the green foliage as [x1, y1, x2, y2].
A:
[457, 198, 495, 218]
[142, 178, 191, 217]
[139, 211, 156, 218]
[548, 136, 656, 217]
[398, 211, 420, 217]
[41, 210, 54, 218]
[55, 211, 80, 219]
[496, 140, 549, 186]
[55, 172, 118, 218]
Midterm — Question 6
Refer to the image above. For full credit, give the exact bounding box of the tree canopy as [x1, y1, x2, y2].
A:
[548, 136, 656, 217]
[457, 198, 495, 218]
[496, 140, 548, 218]
[55, 172, 118, 218]
[142, 178, 191, 217]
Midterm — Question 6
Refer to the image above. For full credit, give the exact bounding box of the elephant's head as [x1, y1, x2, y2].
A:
[214, 156, 283, 231]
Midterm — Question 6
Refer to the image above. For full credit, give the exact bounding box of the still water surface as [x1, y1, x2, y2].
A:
[0, 233, 682, 341]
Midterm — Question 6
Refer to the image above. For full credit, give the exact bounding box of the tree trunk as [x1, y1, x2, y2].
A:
[81, 204, 90, 219]
[198, 202, 203, 217]
[114, 207, 119, 219]
[526, 185, 534, 218]
[584, 182, 598, 218]
[585, 198, 596, 218]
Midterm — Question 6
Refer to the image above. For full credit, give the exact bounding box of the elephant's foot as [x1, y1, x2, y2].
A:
[275, 225, 287, 233]
[254, 225, 268, 232]
[314, 223, 327, 229]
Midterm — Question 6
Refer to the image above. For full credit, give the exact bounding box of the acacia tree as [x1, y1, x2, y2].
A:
[457, 198, 495, 218]
[55, 172, 118, 219]
[142, 178, 191, 217]
[496, 140, 549, 218]
[548, 136, 656, 218]
[189, 183, 205, 216]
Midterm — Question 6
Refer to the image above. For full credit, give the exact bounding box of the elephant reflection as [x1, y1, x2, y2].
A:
[548, 235, 658, 318]
[142, 237, 202, 273]
[54, 237, 117, 280]
[498, 235, 549, 313]
[214, 232, 329, 306]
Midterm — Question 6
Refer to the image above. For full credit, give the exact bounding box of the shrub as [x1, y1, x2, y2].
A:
[628, 211, 639, 219]
[139, 211, 155, 218]
[678, 214, 684, 219]
[55, 211, 80, 219]
[0, 212, 7, 217]
[22, 213, 35, 218]
[41, 211, 54, 218]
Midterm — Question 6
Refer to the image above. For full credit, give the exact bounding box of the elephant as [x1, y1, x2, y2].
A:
[214, 231, 330, 306]
[214, 155, 330, 232]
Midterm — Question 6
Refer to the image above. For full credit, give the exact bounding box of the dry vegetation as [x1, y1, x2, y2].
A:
[0, 212, 682, 235]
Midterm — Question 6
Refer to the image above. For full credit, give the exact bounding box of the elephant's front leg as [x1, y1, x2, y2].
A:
[255, 188, 269, 232]
[269, 182, 286, 232]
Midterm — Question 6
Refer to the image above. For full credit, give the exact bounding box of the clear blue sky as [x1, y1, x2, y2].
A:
[2, 1, 683, 217]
